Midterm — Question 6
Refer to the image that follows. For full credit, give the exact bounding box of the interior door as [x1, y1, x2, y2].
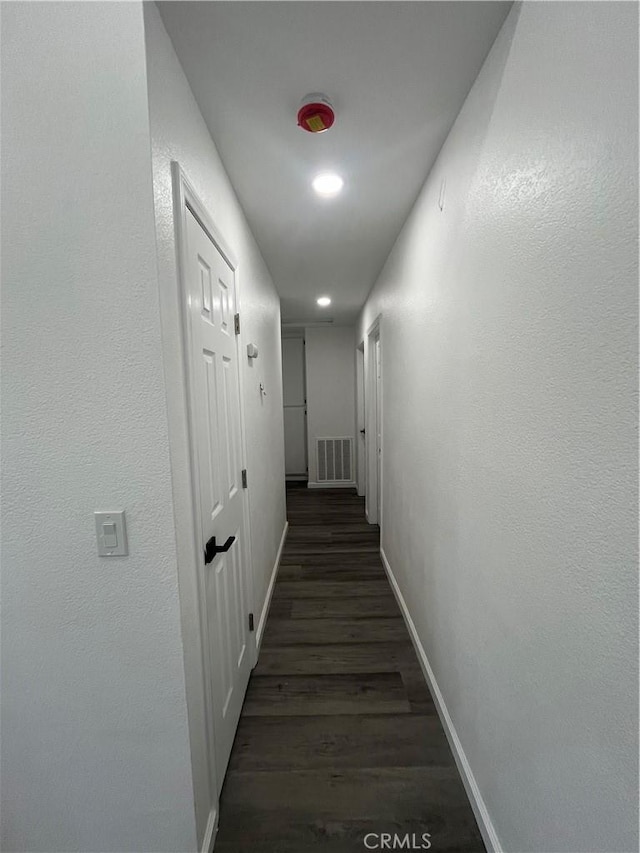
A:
[375, 336, 382, 523]
[185, 207, 253, 785]
[282, 337, 307, 477]
[356, 345, 365, 497]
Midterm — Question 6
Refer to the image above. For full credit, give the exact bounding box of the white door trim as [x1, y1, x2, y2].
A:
[365, 315, 382, 527]
[171, 162, 256, 843]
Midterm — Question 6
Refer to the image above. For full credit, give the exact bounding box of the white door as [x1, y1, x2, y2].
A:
[185, 207, 253, 784]
[282, 337, 307, 477]
[375, 337, 382, 523]
[365, 323, 381, 525]
[356, 345, 365, 497]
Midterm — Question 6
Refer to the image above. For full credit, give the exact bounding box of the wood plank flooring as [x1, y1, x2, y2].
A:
[215, 485, 485, 852]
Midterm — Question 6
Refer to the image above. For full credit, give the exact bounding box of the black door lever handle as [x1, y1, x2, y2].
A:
[204, 535, 235, 565]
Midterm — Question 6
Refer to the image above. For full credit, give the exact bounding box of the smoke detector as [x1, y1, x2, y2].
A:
[297, 93, 335, 133]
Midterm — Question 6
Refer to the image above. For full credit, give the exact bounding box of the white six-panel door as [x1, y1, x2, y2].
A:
[184, 206, 253, 787]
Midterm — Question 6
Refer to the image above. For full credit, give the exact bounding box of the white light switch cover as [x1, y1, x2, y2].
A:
[94, 511, 128, 556]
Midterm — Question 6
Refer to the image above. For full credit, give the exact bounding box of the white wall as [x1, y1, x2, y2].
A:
[304, 326, 356, 485]
[358, 4, 638, 852]
[1, 4, 197, 851]
[143, 4, 287, 844]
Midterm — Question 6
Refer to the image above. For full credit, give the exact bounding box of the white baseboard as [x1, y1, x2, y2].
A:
[255, 521, 288, 651]
[202, 806, 218, 853]
[380, 547, 502, 853]
[307, 481, 356, 489]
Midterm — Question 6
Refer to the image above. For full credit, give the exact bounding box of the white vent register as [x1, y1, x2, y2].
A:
[316, 437, 354, 483]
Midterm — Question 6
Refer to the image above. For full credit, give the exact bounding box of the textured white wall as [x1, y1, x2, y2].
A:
[305, 327, 356, 484]
[143, 5, 287, 843]
[358, 4, 638, 851]
[1, 4, 197, 851]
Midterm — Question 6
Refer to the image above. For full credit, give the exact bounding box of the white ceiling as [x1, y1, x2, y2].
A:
[158, 1, 511, 324]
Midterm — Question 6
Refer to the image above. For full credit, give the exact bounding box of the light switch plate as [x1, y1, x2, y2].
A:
[94, 511, 128, 556]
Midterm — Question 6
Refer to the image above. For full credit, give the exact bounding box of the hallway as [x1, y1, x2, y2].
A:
[215, 486, 485, 852]
[3, 3, 637, 851]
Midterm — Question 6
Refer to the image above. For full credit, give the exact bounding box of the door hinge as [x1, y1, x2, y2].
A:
[248, 612, 255, 632]
[234, 313, 240, 335]
[241, 469, 248, 489]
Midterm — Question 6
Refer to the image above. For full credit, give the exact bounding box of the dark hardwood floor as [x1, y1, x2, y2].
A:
[215, 485, 485, 852]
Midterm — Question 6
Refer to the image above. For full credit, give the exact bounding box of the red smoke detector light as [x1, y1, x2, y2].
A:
[297, 93, 335, 134]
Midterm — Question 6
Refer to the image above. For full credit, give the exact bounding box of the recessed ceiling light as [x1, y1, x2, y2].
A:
[316, 296, 331, 307]
[312, 173, 343, 197]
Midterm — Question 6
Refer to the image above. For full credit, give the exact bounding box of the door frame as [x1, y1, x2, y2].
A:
[365, 315, 382, 527]
[356, 342, 366, 497]
[171, 162, 256, 848]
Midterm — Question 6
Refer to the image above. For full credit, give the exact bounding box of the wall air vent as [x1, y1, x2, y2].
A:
[317, 437, 353, 483]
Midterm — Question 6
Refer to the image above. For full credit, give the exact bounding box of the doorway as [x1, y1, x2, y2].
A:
[173, 164, 255, 841]
[282, 333, 308, 480]
[356, 343, 365, 497]
[365, 318, 382, 527]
